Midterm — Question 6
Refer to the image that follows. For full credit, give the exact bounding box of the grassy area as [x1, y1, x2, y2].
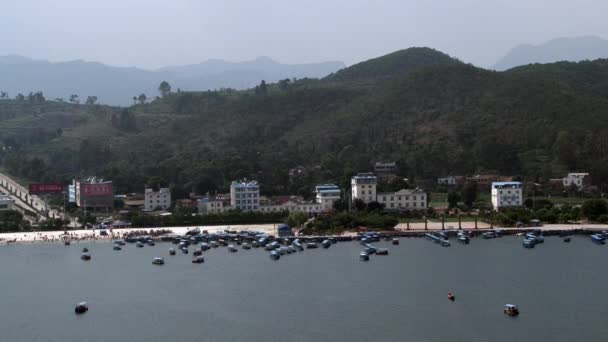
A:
[429, 192, 447, 208]
[531, 196, 586, 206]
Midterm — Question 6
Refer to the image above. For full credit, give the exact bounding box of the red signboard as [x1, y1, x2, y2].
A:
[81, 183, 113, 196]
[29, 183, 64, 194]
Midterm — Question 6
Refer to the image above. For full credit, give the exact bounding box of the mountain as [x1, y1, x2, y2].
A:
[0, 56, 345, 105]
[493, 35, 608, 70]
[2, 47, 608, 198]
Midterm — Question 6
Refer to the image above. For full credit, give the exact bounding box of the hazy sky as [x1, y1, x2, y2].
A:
[1, 0, 607, 69]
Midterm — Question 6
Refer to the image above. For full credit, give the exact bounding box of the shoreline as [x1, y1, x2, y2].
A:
[1, 222, 606, 245]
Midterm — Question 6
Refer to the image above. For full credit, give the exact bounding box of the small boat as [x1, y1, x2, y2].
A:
[74, 302, 88, 314]
[392, 238, 399, 245]
[200, 243, 210, 251]
[306, 242, 318, 249]
[192, 256, 205, 264]
[322, 240, 331, 248]
[136, 242, 144, 248]
[113, 245, 122, 251]
[193, 249, 202, 256]
[563, 237, 571, 243]
[365, 246, 377, 254]
[522, 239, 536, 248]
[376, 248, 389, 255]
[64, 240, 71, 246]
[146, 241, 155, 246]
[82, 248, 89, 253]
[270, 250, 280, 260]
[504, 304, 519, 316]
[359, 251, 369, 261]
[457, 235, 470, 244]
[152, 257, 165, 265]
[482, 231, 497, 239]
[81, 253, 91, 261]
[242, 243, 251, 250]
[181, 247, 189, 254]
[169, 248, 176, 255]
[591, 234, 606, 244]
[448, 292, 455, 301]
[113, 240, 125, 246]
[252, 241, 260, 248]
[210, 241, 219, 248]
[440, 239, 450, 247]
[277, 247, 288, 255]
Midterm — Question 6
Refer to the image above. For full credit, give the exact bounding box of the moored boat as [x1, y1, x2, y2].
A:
[193, 249, 202, 256]
[136, 242, 144, 248]
[376, 248, 389, 255]
[392, 238, 399, 245]
[82, 248, 89, 253]
[113, 244, 122, 251]
[228, 245, 238, 252]
[322, 240, 331, 248]
[504, 304, 519, 316]
[169, 248, 176, 255]
[359, 251, 369, 261]
[306, 242, 318, 249]
[448, 292, 455, 301]
[81, 252, 91, 260]
[522, 238, 536, 248]
[270, 250, 280, 260]
[563, 237, 571, 243]
[152, 257, 165, 265]
[242, 243, 251, 250]
[74, 302, 88, 314]
[192, 256, 205, 264]
[591, 234, 605, 244]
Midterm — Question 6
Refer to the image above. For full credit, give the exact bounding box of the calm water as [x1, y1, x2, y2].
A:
[1, 236, 607, 342]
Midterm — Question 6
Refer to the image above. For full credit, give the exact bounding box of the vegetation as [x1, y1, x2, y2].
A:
[3, 48, 608, 200]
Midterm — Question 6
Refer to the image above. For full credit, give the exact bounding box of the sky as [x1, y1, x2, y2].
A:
[1, 0, 607, 69]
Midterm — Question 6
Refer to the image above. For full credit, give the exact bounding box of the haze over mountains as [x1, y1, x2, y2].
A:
[493, 36, 608, 70]
[0, 56, 345, 105]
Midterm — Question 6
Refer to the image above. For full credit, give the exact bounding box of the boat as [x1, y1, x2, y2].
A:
[365, 246, 377, 254]
[193, 249, 202, 256]
[252, 241, 260, 248]
[181, 247, 189, 254]
[522, 239, 535, 248]
[359, 251, 369, 261]
[591, 234, 606, 244]
[306, 242, 318, 249]
[113, 244, 122, 251]
[504, 304, 519, 316]
[563, 237, 571, 243]
[270, 250, 280, 260]
[448, 292, 455, 301]
[440, 239, 450, 247]
[146, 241, 155, 246]
[322, 240, 331, 248]
[228, 245, 238, 252]
[152, 257, 165, 265]
[438, 231, 449, 240]
[376, 248, 389, 255]
[169, 248, 176, 255]
[64, 240, 71, 246]
[136, 242, 144, 248]
[113, 240, 125, 246]
[392, 238, 399, 245]
[210, 241, 219, 248]
[457, 233, 470, 244]
[81, 253, 91, 261]
[74, 302, 88, 314]
[82, 248, 89, 253]
[192, 256, 205, 264]
[200, 243, 210, 251]
[482, 231, 497, 239]
[242, 243, 251, 250]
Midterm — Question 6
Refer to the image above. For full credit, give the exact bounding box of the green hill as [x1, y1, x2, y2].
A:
[2, 48, 608, 198]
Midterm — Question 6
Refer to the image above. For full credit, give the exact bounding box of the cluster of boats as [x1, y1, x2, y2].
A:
[359, 233, 395, 261]
[521, 230, 545, 248]
[590, 231, 608, 244]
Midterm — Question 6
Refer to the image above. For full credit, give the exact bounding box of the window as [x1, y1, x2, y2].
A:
[390, 196, 394, 201]
[398, 196, 401, 200]
[383, 196, 387, 201]
[413, 196, 417, 200]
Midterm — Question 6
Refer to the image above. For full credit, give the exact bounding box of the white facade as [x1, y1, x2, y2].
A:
[377, 189, 427, 210]
[315, 184, 341, 210]
[197, 197, 226, 214]
[259, 201, 323, 214]
[144, 188, 171, 211]
[563, 173, 590, 189]
[491, 182, 523, 210]
[0, 195, 15, 210]
[351, 173, 377, 203]
[230, 180, 260, 212]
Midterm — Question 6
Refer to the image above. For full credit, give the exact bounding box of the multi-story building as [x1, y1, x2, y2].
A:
[466, 174, 500, 187]
[377, 188, 427, 211]
[197, 196, 227, 214]
[144, 188, 171, 211]
[374, 162, 397, 179]
[437, 176, 465, 186]
[230, 179, 260, 212]
[259, 196, 323, 214]
[351, 173, 377, 203]
[563, 172, 590, 190]
[315, 184, 341, 210]
[0, 195, 15, 210]
[70, 177, 114, 211]
[491, 182, 523, 210]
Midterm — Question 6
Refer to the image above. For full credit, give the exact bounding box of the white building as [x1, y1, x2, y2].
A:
[144, 188, 171, 211]
[0, 195, 15, 210]
[315, 184, 341, 210]
[259, 200, 323, 214]
[230, 179, 260, 212]
[377, 188, 427, 211]
[197, 196, 227, 214]
[491, 182, 523, 210]
[351, 173, 377, 203]
[563, 173, 590, 190]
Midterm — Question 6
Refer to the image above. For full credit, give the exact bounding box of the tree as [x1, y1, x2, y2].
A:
[69, 94, 80, 104]
[278, 79, 290, 91]
[158, 81, 171, 97]
[286, 211, 308, 228]
[138, 93, 147, 104]
[132, 96, 137, 105]
[332, 198, 348, 212]
[0, 91, 7, 99]
[447, 191, 461, 209]
[353, 198, 366, 212]
[85, 96, 98, 105]
[255, 80, 268, 95]
[581, 199, 608, 221]
[462, 182, 478, 207]
[366, 201, 384, 212]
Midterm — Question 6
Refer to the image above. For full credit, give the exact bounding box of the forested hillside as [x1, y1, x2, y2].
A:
[2, 47, 608, 198]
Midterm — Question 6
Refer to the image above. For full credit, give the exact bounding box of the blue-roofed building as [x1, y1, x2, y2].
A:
[230, 179, 260, 212]
[315, 184, 341, 211]
[491, 182, 523, 210]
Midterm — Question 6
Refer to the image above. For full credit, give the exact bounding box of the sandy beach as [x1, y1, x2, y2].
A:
[0, 224, 281, 244]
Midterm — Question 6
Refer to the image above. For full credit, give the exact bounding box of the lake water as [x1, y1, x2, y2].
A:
[1, 236, 607, 342]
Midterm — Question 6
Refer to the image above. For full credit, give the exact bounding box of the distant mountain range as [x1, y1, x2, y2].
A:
[493, 35, 608, 70]
[0, 55, 345, 105]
